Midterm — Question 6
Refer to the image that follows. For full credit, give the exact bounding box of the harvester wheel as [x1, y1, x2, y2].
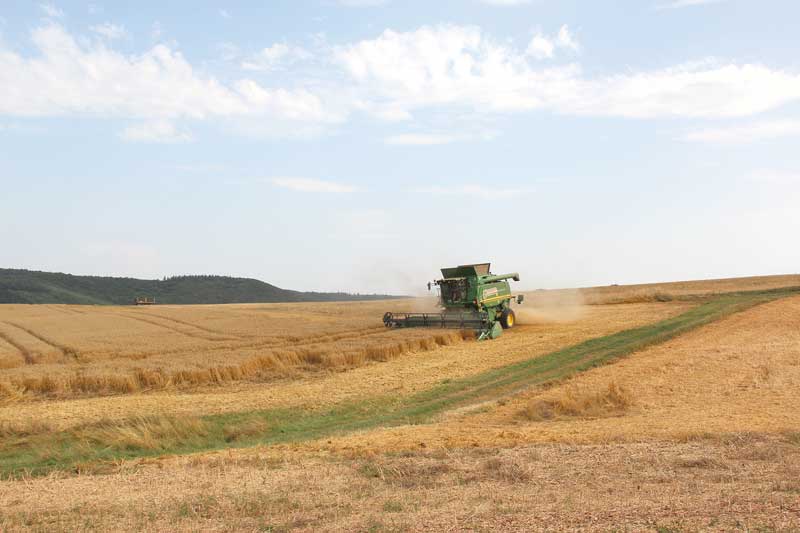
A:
[500, 308, 516, 329]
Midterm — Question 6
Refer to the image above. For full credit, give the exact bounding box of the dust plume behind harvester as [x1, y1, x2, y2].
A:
[383, 263, 524, 340]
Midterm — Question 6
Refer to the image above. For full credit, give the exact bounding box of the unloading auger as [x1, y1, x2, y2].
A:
[383, 263, 524, 340]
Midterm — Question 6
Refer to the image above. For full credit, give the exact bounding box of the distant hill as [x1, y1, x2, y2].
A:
[0, 269, 400, 305]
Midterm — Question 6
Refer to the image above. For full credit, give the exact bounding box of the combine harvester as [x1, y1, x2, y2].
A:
[383, 263, 524, 340]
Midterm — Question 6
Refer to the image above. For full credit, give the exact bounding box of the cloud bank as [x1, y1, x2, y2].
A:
[1, 22, 799, 141]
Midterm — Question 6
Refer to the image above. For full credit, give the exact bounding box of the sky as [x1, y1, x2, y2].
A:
[1, 0, 799, 294]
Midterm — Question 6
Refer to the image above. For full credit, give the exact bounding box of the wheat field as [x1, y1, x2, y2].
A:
[1, 274, 799, 532]
[0, 299, 472, 400]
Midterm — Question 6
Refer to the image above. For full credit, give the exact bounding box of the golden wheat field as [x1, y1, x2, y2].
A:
[1, 274, 799, 532]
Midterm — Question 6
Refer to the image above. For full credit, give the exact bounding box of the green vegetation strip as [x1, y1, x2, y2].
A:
[2, 286, 799, 477]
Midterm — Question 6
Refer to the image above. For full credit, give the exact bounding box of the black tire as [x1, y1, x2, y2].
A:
[499, 308, 516, 329]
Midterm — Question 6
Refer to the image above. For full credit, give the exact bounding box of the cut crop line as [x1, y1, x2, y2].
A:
[2, 321, 79, 363]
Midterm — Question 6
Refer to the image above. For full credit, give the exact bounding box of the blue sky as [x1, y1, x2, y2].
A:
[1, 0, 798, 293]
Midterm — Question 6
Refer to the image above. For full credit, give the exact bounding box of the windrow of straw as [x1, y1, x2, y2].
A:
[0, 330, 471, 401]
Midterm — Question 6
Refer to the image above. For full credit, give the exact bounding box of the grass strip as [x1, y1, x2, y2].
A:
[2, 286, 798, 477]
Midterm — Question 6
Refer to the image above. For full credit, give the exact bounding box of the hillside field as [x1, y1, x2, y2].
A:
[0, 274, 799, 531]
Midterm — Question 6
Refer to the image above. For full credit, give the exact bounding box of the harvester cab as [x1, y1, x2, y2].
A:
[383, 263, 524, 340]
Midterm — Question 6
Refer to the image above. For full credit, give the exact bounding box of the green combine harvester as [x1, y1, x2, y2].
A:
[383, 263, 524, 340]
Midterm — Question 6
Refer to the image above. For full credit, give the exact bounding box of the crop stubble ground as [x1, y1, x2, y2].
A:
[0, 274, 799, 531]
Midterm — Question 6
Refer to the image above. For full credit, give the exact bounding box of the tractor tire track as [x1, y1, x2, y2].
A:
[126, 311, 243, 340]
[112, 324, 393, 361]
[0, 328, 35, 365]
[2, 322, 80, 363]
[43, 305, 86, 316]
[65, 324, 408, 365]
[107, 313, 233, 342]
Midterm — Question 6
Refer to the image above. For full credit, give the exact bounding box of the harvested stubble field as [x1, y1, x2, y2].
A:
[1, 274, 800, 532]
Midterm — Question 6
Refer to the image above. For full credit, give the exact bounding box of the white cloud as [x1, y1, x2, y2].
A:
[335, 25, 570, 113]
[415, 184, 534, 198]
[40, 3, 64, 18]
[219, 9, 231, 19]
[526, 35, 555, 60]
[367, 106, 413, 122]
[119, 120, 191, 143]
[234, 80, 333, 121]
[272, 177, 358, 193]
[526, 25, 579, 59]
[90, 22, 128, 40]
[0, 24, 340, 127]
[336, 25, 800, 119]
[557, 25, 579, 52]
[657, 0, 726, 9]
[581, 62, 800, 119]
[385, 132, 496, 145]
[4, 22, 800, 143]
[241, 43, 311, 71]
[684, 120, 800, 144]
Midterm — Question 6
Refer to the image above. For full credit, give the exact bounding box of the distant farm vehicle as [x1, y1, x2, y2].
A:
[383, 263, 524, 340]
[134, 297, 156, 305]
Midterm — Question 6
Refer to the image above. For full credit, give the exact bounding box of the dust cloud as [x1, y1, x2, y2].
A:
[515, 289, 586, 324]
